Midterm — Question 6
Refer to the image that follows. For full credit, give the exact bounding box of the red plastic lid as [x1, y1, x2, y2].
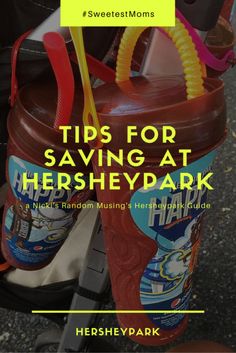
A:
[94, 75, 226, 158]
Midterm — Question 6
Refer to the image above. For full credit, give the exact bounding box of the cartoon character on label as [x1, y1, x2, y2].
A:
[6, 200, 43, 249]
[140, 211, 204, 328]
[5, 200, 76, 250]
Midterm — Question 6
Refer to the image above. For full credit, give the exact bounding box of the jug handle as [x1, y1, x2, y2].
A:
[10, 30, 116, 108]
[10, 30, 32, 107]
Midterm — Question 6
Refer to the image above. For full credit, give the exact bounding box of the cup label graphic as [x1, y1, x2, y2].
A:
[4, 156, 90, 266]
[130, 151, 216, 330]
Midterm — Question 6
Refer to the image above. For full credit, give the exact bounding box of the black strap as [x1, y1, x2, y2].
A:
[76, 285, 109, 303]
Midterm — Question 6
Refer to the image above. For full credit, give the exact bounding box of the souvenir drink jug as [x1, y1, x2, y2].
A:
[92, 24, 227, 345]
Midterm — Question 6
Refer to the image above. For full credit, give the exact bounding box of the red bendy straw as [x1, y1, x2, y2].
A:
[43, 32, 75, 129]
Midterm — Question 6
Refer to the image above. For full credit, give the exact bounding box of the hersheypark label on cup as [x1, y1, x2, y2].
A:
[60, 0, 175, 27]
[130, 151, 216, 330]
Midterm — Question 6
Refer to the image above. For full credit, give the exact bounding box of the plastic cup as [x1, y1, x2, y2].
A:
[92, 75, 226, 345]
[1, 80, 92, 270]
